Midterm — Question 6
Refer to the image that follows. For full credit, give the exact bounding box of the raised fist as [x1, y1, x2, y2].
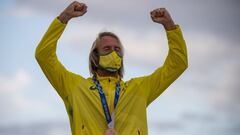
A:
[58, 1, 87, 24]
[150, 8, 176, 30]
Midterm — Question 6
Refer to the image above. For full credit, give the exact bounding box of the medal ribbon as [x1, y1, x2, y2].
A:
[93, 75, 121, 128]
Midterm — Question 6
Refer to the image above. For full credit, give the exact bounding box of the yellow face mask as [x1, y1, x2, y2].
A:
[99, 51, 122, 72]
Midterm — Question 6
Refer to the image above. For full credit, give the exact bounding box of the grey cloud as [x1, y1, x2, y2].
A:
[227, 122, 240, 135]
[210, 66, 240, 116]
[15, 0, 240, 41]
[149, 111, 240, 135]
[7, 1, 240, 135]
[0, 121, 71, 135]
[181, 112, 217, 123]
[163, 0, 240, 42]
[17, 0, 240, 107]
[149, 120, 184, 132]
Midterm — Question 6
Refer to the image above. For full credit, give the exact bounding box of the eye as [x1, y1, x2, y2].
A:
[114, 47, 121, 52]
[100, 46, 111, 54]
[103, 46, 111, 51]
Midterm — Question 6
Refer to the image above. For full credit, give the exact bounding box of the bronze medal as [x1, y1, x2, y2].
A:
[104, 128, 118, 135]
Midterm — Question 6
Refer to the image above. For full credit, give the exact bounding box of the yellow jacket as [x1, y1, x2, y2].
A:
[35, 18, 188, 135]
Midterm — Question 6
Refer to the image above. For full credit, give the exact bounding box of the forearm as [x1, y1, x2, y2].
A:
[35, 18, 66, 62]
[58, 12, 71, 24]
[35, 18, 73, 99]
[165, 25, 188, 69]
[163, 20, 176, 31]
[36, 0, 87, 58]
[35, 1, 87, 99]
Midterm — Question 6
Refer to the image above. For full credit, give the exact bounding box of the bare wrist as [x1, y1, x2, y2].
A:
[163, 21, 176, 31]
[58, 12, 71, 24]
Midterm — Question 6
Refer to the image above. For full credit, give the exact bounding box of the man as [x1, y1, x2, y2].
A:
[35, 1, 188, 135]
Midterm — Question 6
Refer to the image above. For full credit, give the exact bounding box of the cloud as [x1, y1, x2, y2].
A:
[208, 62, 240, 115]
[0, 121, 71, 135]
[60, 20, 168, 67]
[0, 69, 32, 111]
[2, 0, 240, 135]
[12, 0, 240, 40]
[185, 31, 240, 111]
[145, 29, 240, 135]
[12, 0, 240, 67]
[149, 120, 184, 132]
[0, 69, 36, 124]
[0, 69, 62, 125]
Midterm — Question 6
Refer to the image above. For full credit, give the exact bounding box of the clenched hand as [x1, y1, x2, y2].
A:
[150, 8, 176, 30]
[58, 1, 87, 24]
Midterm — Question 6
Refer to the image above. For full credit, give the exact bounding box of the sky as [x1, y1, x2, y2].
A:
[0, 0, 240, 135]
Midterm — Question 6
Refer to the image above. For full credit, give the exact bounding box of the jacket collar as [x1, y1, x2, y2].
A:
[95, 73, 120, 83]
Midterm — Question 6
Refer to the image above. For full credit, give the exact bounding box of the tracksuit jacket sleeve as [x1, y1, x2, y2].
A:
[144, 25, 188, 105]
[35, 18, 80, 99]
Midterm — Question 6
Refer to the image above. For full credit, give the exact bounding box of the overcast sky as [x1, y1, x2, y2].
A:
[0, 0, 240, 135]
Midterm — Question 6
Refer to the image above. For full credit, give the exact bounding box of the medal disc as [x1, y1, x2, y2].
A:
[104, 128, 118, 135]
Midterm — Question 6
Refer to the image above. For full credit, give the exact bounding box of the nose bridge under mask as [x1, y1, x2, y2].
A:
[99, 49, 122, 57]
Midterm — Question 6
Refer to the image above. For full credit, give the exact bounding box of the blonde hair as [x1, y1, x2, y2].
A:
[89, 32, 124, 78]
